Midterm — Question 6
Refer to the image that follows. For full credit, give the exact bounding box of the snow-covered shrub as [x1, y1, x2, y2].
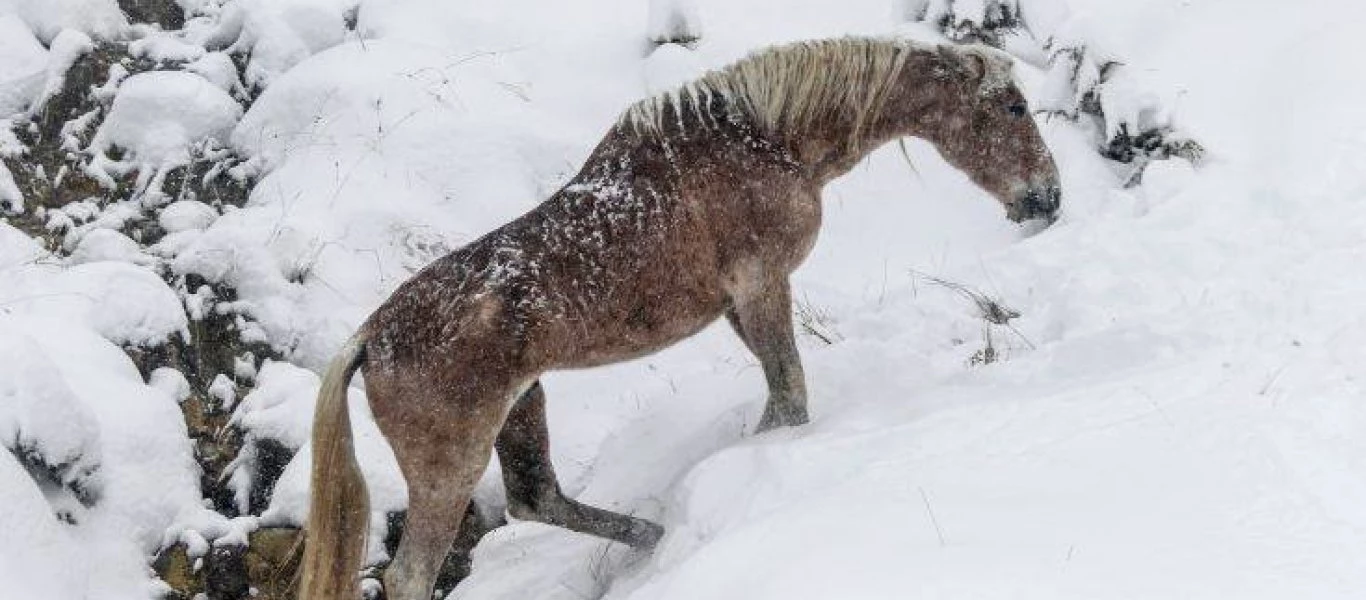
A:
[907, 0, 1203, 186]
[1035, 42, 1204, 185]
[209, 0, 358, 91]
[0, 0, 129, 44]
[0, 14, 48, 117]
[648, 0, 702, 48]
[88, 71, 242, 194]
[905, 0, 1023, 46]
[0, 449, 86, 599]
[0, 324, 105, 519]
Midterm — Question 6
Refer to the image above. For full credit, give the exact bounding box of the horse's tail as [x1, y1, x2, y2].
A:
[299, 334, 370, 600]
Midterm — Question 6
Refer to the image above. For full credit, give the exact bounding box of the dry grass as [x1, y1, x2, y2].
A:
[911, 269, 1033, 365]
[794, 295, 844, 345]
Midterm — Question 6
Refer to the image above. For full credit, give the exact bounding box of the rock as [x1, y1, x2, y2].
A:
[154, 527, 304, 600]
[118, 0, 186, 30]
[243, 527, 305, 600]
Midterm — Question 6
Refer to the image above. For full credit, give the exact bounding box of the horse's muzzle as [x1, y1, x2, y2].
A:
[1010, 185, 1061, 223]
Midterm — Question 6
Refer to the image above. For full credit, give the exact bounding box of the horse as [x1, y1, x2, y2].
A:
[299, 37, 1061, 600]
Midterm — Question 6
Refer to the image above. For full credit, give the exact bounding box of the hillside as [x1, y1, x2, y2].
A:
[2, 0, 1365, 599]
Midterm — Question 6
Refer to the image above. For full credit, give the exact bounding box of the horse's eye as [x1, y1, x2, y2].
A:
[1007, 103, 1028, 118]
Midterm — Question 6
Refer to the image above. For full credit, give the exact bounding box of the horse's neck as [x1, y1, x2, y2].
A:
[798, 51, 943, 184]
[796, 119, 907, 184]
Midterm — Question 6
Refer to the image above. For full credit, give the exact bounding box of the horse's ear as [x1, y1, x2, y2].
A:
[961, 52, 989, 86]
[936, 44, 988, 87]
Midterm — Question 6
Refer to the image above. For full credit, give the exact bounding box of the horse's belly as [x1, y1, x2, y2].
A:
[548, 293, 725, 370]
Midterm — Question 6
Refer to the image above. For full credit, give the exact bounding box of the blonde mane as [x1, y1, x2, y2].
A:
[624, 37, 1014, 146]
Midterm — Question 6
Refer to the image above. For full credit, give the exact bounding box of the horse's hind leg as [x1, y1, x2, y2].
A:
[373, 382, 510, 600]
[726, 276, 809, 431]
[496, 381, 665, 549]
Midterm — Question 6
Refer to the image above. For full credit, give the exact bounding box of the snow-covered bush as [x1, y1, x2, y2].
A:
[906, 0, 1203, 186]
[905, 0, 1023, 45]
[0, 323, 104, 519]
[0, 448, 86, 599]
[208, 0, 358, 90]
[0, 0, 129, 43]
[1035, 40, 1204, 185]
[0, 14, 48, 116]
[87, 70, 242, 199]
[648, 0, 703, 48]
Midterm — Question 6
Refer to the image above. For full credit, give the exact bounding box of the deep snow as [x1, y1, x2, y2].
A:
[4, 0, 1366, 598]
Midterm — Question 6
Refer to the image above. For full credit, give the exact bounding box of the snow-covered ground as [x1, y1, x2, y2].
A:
[4, 0, 1366, 598]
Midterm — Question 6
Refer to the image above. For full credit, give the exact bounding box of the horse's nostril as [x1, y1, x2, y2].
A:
[1013, 186, 1060, 222]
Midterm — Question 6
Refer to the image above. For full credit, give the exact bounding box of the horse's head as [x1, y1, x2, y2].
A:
[912, 44, 1061, 223]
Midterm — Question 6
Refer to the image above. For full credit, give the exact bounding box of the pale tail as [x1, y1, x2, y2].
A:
[300, 335, 370, 600]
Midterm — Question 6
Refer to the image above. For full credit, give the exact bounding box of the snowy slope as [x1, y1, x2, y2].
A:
[3, 0, 1366, 598]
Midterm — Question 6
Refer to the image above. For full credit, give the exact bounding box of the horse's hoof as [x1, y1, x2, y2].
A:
[627, 519, 665, 550]
[755, 411, 808, 433]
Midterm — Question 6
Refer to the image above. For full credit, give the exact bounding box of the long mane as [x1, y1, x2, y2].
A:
[623, 37, 1014, 146]
[624, 37, 916, 143]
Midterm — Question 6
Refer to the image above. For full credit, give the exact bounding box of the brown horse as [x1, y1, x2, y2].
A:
[300, 37, 1060, 600]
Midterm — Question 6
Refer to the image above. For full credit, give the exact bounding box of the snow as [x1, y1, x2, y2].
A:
[0, 221, 42, 266]
[158, 199, 219, 233]
[0, 14, 45, 80]
[30, 29, 94, 117]
[184, 51, 243, 95]
[89, 71, 242, 166]
[643, 43, 707, 95]
[207, 373, 236, 408]
[128, 32, 207, 63]
[6, 0, 1366, 598]
[0, 448, 86, 600]
[149, 367, 192, 403]
[0, 313, 217, 598]
[67, 227, 153, 265]
[647, 0, 703, 44]
[0, 0, 128, 44]
[0, 322, 104, 505]
[219, 0, 355, 89]
[0, 160, 21, 212]
[0, 13, 47, 116]
[0, 260, 187, 346]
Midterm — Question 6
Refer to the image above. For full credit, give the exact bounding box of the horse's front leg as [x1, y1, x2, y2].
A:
[726, 276, 810, 431]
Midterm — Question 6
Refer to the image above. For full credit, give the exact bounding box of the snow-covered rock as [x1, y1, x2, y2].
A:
[0, 0, 129, 44]
[89, 71, 242, 167]
[217, 0, 355, 89]
[0, 221, 43, 266]
[29, 29, 95, 117]
[158, 199, 219, 232]
[184, 51, 243, 95]
[0, 13, 48, 116]
[0, 322, 104, 508]
[67, 228, 152, 265]
[0, 449, 86, 599]
[0, 312, 214, 597]
[128, 31, 207, 63]
[0, 261, 187, 346]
